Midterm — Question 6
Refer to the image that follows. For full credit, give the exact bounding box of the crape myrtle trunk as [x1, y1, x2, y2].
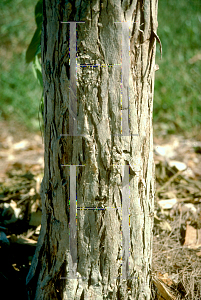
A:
[26, 0, 158, 299]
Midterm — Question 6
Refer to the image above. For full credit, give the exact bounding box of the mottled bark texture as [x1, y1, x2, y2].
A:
[26, 0, 158, 299]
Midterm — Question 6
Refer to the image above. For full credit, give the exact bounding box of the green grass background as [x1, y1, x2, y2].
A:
[155, 0, 201, 134]
[0, 0, 201, 134]
[0, 0, 42, 131]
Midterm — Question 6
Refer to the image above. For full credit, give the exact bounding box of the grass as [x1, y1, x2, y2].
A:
[0, 0, 42, 131]
[155, 0, 201, 133]
[0, 0, 201, 134]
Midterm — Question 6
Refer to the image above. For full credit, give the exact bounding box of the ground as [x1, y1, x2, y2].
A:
[0, 119, 201, 299]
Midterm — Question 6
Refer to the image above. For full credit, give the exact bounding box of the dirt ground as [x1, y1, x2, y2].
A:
[0, 119, 201, 299]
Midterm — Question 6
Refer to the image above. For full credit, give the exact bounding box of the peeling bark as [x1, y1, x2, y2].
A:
[26, 0, 158, 299]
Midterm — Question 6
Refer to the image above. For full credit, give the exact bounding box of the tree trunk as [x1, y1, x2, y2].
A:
[26, 0, 157, 299]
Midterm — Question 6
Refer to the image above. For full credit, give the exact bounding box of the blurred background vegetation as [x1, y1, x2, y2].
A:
[0, 0, 201, 135]
[155, 0, 201, 135]
[0, 0, 41, 131]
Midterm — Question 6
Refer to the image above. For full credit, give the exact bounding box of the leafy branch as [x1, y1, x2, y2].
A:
[26, 0, 43, 126]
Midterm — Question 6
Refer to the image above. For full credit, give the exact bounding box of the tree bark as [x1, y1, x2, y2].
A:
[26, 0, 157, 299]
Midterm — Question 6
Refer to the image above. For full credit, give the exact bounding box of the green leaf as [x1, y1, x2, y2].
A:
[35, 0, 43, 28]
[40, 94, 44, 117]
[26, 27, 41, 63]
[26, 0, 42, 63]
[32, 55, 43, 87]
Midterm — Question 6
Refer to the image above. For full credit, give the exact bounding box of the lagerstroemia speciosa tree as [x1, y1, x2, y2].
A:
[26, 1, 159, 299]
